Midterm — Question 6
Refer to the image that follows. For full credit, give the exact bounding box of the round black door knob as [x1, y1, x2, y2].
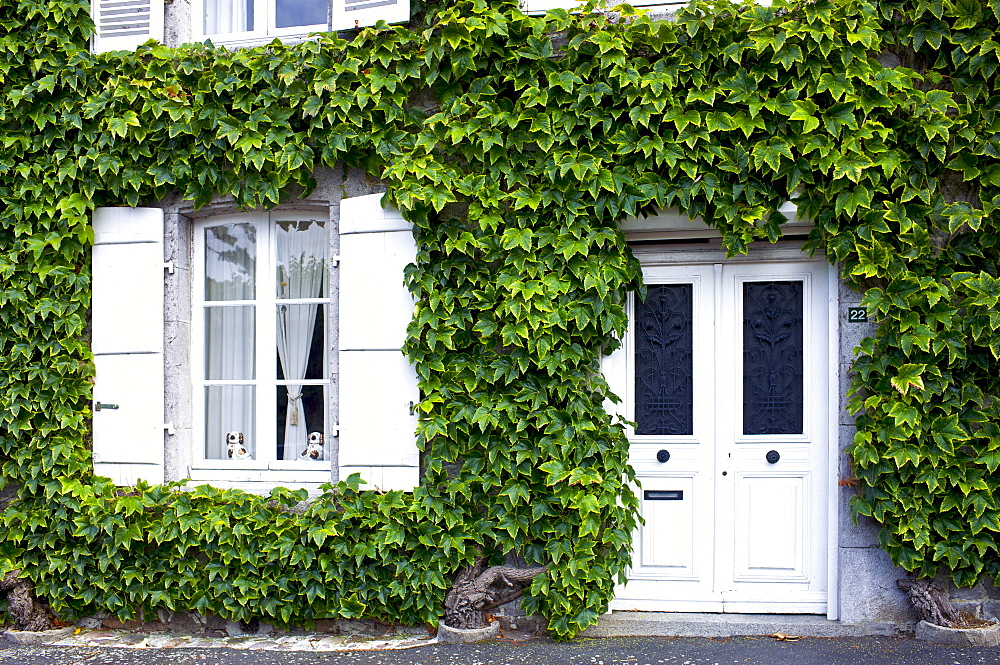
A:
[656, 449, 670, 463]
[766, 450, 780, 464]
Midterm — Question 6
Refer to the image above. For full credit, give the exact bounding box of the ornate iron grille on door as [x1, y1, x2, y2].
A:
[634, 284, 694, 435]
[742, 281, 803, 435]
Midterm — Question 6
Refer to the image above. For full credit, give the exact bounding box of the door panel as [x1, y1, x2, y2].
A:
[638, 476, 697, 575]
[612, 260, 830, 614]
[733, 472, 808, 581]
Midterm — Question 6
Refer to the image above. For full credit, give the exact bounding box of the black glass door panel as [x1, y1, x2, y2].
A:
[742, 281, 804, 435]
[635, 284, 694, 435]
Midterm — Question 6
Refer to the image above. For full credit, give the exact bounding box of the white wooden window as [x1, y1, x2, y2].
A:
[191, 211, 333, 483]
[193, 0, 410, 48]
[93, 201, 418, 491]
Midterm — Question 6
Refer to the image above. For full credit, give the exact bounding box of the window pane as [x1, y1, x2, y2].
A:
[276, 220, 327, 299]
[205, 386, 256, 460]
[205, 306, 256, 380]
[204, 0, 253, 34]
[277, 304, 325, 381]
[276, 385, 326, 460]
[634, 284, 694, 436]
[205, 223, 256, 301]
[743, 281, 804, 435]
[275, 0, 326, 28]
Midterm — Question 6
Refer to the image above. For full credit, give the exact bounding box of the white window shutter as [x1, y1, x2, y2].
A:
[91, 0, 164, 54]
[339, 194, 420, 491]
[91, 207, 165, 485]
[331, 0, 410, 31]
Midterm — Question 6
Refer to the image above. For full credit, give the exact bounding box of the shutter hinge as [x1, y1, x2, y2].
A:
[163, 261, 175, 274]
[164, 423, 176, 436]
[330, 424, 340, 436]
[330, 255, 341, 267]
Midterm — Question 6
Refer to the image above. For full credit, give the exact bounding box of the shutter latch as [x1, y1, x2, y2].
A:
[95, 402, 119, 411]
[163, 261, 175, 274]
[330, 255, 341, 267]
[164, 423, 176, 436]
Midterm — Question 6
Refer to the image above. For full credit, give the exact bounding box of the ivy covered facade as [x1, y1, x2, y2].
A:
[1, 0, 999, 638]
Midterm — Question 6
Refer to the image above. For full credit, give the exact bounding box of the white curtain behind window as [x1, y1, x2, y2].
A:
[204, 0, 249, 35]
[276, 221, 326, 460]
[204, 223, 256, 459]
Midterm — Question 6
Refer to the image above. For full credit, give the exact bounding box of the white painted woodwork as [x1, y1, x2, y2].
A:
[338, 351, 419, 467]
[337, 466, 420, 492]
[521, 0, 685, 14]
[91, 0, 164, 53]
[621, 201, 809, 241]
[600, 335, 628, 424]
[610, 259, 830, 614]
[520, 0, 768, 13]
[332, 0, 410, 31]
[91, 207, 165, 484]
[339, 230, 416, 351]
[338, 194, 420, 491]
[93, 354, 165, 468]
[92, 241, 165, 355]
[340, 193, 412, 234]
[190, 211, 333, 475]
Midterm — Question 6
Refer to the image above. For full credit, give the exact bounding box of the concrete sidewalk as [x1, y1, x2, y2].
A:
[2, 634, 999, 665]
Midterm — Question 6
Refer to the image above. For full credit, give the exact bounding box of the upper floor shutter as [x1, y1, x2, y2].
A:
[338, 194, 420, 491]
[91, 0, 164, 54]
[91, 207, 166, 485]
[331, 0, 410, 31]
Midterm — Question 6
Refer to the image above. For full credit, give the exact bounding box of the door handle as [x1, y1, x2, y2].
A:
[766, 450, 780, 464]
[656, 449, 670, 463]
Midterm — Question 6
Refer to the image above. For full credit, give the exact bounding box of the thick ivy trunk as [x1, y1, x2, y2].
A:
[0, 571, 52, 631]
[897, 578, 964, 628]
[443, 559, 546, 630]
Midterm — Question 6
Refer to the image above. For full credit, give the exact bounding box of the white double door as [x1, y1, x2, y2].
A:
[607, 260, 831, 613]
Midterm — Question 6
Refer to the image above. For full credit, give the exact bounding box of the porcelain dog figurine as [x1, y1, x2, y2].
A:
[299, 431, 323, 460]
[226, 432, 252, 460]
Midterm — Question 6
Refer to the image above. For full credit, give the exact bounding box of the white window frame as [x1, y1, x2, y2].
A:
[521, 0, 688, 15]
[192, 0, 328, 48]
[520, 0, 771, 14]
[190, 210, 333, 484]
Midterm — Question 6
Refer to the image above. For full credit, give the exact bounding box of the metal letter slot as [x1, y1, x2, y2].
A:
[95, 402, 119, 411]
[644, 490, 683, 501]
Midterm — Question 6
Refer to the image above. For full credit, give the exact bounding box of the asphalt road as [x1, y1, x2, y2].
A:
[1, 635, 999, 665]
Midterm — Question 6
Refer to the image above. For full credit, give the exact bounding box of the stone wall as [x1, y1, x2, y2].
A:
[836, 278, 917, 627]
[948, 573, 1000, 621]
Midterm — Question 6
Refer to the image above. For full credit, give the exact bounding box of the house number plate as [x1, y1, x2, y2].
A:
[847, 307, 868, 322]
